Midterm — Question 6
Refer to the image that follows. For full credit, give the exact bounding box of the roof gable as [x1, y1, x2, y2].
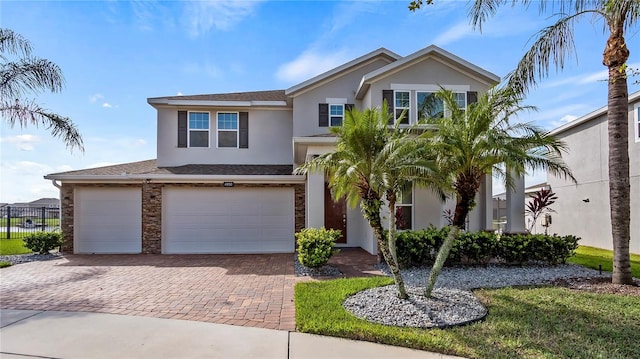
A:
[285, 48, 401, 97]
[355, 45, 500, 99]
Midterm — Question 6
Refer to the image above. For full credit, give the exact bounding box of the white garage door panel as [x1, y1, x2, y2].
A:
[164, 187, 294, 254]
[75, 188, 142, 254]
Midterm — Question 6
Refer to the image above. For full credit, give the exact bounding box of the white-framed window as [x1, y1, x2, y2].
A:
[394, 91, 410, 124]
[635, 102, 639, 143]
[416, 91, 466, 121]
[395, 186, 413, 230]
[329, 104, 344, 127]
[217, 112, 239, 148]
[188, 111, 210, 148]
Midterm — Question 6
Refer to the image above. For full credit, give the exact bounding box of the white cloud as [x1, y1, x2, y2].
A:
[433, 21, 474, 46]
[176, 92, 183, 96]
[276, 49, 352, 84]
[89, 93, 104, 103]
[0, 134, 41, 151]
[102, 102, 113, 108]
[183, 1, 263, 36]
[530, 103, 589, 128]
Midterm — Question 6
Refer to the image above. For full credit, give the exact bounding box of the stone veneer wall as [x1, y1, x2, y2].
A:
[60, 182, 305, 254]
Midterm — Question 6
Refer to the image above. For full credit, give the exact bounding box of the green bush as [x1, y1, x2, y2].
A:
[396, 227, 580, 267]
[22, 231, 63, 254]
[295, 227, 341, 268]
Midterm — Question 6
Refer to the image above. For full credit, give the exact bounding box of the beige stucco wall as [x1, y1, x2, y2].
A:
[291, 58, 392, 137]
[367, 57, 492, 112]
[156, 107, 293, 167]
[547, 101, 639, 254]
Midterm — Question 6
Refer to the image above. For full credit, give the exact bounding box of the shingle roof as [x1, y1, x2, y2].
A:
[47, 160, 294, 177]
[148, 90, 288, 102]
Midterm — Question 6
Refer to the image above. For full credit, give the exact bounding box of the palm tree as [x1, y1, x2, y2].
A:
[1, 28, 83, 151]
[411, 0, 638, 286]
[422, 88, 576, 297]
[295, 104, 436, 299]
[472, 0, 638, 285]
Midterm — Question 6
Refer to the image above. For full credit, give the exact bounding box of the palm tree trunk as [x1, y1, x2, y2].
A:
[361, 197, 408, 299]
[603, 20, 633, 285]
[387, 194, 408, 299]
[424, 182, 476, 297]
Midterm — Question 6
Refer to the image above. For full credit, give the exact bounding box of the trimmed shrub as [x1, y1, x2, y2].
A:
[295, 227, 341, 268]
[396, 228, 580, 267]
[23, 231, 63, 254]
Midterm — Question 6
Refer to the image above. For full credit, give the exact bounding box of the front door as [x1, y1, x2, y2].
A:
[324, 182, 347, 243]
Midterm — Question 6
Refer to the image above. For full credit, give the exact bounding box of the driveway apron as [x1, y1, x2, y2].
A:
[0, 254, 296, 331]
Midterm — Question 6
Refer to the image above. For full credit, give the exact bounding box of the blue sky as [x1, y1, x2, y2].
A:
[1, 0, 639, 203]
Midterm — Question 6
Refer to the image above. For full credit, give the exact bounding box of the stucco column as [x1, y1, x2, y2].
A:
[307, 171, 325, 229]
[467, 174, 493, 231]
[506, 170, 526, 233]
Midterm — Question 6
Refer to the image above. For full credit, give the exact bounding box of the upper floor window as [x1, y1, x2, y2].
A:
[329, 104, 344, 127]
[217, 112, 238, 148]
[394, 91, 410, 124]
[395, 186, 413, 230]
[417, 91, 466, 121]
[188, 112, 209, 147]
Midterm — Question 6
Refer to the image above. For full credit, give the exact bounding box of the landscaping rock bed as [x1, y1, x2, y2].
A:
[293, 254, 342, 277]
[344, 286, 487, 328]
[0, 252, 63, 265]
[342, 263, 614, 328]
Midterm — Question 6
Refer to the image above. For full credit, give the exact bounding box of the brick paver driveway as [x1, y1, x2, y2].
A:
[0, 254, 296, 331]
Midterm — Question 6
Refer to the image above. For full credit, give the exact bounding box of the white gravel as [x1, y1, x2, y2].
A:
[0, 252, 63, 265]
[342, 263, 610, 328]
[293, 254, 342, 277]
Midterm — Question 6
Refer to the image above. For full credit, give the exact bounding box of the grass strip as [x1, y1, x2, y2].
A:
[568, 245, 640, 278]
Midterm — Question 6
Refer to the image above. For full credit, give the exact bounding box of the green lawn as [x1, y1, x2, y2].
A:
[568, 245, 640, 278]
[0, 218, 60, 227]
[0, 239, 32, 255]
[295, 278, 640, 359]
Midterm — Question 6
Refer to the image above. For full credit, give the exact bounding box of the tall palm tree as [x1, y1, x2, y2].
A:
[472, 0, 638, 285]
[412, 0, 638, 286]
[1, 28, 83, 151]
[295, 104, 437, 299]
[422, 88, 576, 297]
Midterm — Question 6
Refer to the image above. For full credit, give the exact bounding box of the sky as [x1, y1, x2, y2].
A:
[1, 0, 639, 203]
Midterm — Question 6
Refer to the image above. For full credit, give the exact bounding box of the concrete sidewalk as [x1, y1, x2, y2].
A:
[0, 309, 463, 359]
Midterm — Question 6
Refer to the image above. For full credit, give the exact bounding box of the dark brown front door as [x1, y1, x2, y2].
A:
[324, 182, 347, 243]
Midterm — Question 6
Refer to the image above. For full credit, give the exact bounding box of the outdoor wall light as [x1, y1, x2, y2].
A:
[145, 179, 151, 184]
[223, 182, 234, 187]
[582, 198, 590, 203]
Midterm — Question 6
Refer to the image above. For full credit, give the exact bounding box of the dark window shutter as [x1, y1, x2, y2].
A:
[319, 103, 329, 127]
[239, 112, 249, 149]
[467, 91, 478, 105]
[345, 104, 354, 112]
[178, 111, 187, 148]
[382, 90, 394, 124]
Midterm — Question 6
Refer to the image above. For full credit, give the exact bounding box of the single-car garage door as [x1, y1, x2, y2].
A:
[163, 187, 294, 254]
[74, 187, 142, 254]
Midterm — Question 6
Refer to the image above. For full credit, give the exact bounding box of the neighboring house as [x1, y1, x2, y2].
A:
[45, 45, 503, 255]
[493, 182, 551, 233]
[28, 198, 60, 208]
[547, 90, 640, 254]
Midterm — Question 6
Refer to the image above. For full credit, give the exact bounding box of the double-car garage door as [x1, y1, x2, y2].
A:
[73, 186, 294, 254]
[163, 187, 294, 254]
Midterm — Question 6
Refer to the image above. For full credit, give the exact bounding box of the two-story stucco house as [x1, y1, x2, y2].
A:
[45, 45, 500, 255]
[547, 90, 640, 254]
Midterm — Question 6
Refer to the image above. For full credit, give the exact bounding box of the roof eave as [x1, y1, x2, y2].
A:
[44, 174, 306, 184]
[285, 48, 401, 97]
[147, 98, 289, 107]
[550, 90, 640, 136]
